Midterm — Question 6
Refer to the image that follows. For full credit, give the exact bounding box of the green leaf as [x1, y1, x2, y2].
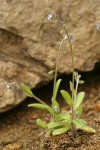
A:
[48, 70, 55, 75]
[28, 103, 54, 114]
[75, 92, 85, 109]
[76, 105, 83, 117]
[21, 84, 33, 97]
[55, 113, 71, 121]
[76, 105, 83, 118]
[60, 90, 73, 106]
[76, 105, 83, 114]
[52, 126, 70, 135]
[73, 119, 87, 129]
[28, 103, 47, 109]
[69, 81, 75, 93]
[82, 126, 95, 133]
[36, 119, 47, 129]
[79, 80, 84, 84]
[52, 79, 62, 101]
[48, 121, 66, 129]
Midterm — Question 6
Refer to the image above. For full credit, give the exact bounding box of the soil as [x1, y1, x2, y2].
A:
[0, 78, 100, 150]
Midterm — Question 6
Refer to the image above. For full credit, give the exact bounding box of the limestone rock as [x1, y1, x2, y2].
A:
[0, 0, 100, 112]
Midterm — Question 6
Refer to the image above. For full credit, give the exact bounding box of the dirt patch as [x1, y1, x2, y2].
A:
[0, 80, 100, 150]
[43, 131, 99, 150]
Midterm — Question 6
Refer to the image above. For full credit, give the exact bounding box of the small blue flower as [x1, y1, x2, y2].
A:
[48, 14, 53, 21]
[53, 106, 59, 113]
[6, 83, 11, 89]
[63, 34, 68, 40]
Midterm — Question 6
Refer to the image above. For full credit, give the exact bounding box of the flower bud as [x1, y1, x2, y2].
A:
[79, 80, 84, 84]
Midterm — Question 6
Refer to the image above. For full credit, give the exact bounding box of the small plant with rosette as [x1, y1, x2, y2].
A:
[21, 14, 95, 136]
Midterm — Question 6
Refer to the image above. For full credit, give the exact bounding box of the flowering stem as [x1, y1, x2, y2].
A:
[53, 38, 65, 101]
[53, 15, 75, 119]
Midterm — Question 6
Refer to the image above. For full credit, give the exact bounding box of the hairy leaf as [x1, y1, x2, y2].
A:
[52, 79, 62, 101]
[28, 103, 54, 114]
[69, 81, 75, 93]
[60, 90, 73, 106]
[52, 126, 70, 135]
[82, 126, 95, 133]
[21, 84, 33, 97]
[55, 113, 71, 122]
[73, 119, 87, 129]
[36, 119, 47, 129]
[75, 92, 85, 109]
[48, 70, 55, 75]
[76, 105, 83, 117]
[48, 121, 66, 129]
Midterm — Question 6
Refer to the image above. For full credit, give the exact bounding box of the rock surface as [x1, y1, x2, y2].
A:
[0, 0, 100, 113]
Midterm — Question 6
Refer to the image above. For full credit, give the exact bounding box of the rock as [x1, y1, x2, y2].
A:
[0, 0, 100, 113]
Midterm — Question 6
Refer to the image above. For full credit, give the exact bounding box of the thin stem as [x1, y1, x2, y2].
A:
[53, 15, 74, 97]
[63, 26, 74, 99]
[52, 38, 65, 101]
[32, 94, 48, 106]
[74, 79, 79, 104]
[54, 15, 75, 118]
